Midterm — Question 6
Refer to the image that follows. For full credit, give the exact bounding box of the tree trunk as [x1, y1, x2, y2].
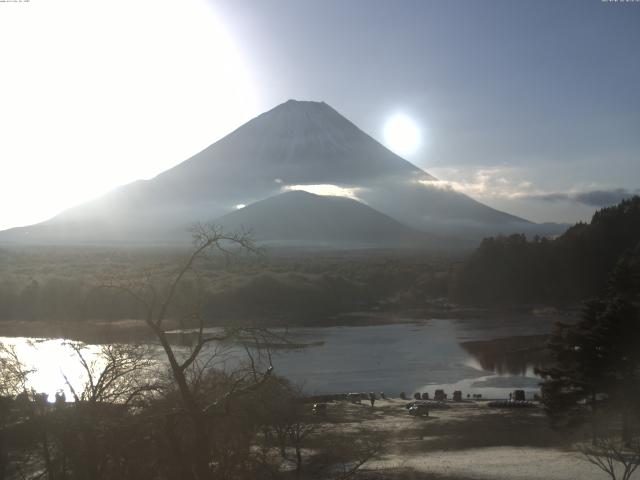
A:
[164, 413, 194, 480]
[295, 444, 302, 479]
[155, 329, 211, 479]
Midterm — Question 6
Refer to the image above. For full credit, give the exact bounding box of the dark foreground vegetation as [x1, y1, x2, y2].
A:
[0, 344, 382, 480]
[538, 242, 640, 441]
[535, 237, 640, 480]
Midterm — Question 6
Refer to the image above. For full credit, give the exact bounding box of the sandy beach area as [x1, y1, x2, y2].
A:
[317, 398, 606, 480]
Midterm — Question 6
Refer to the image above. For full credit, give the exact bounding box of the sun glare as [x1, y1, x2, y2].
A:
[383, 114, 421, 156]
[0, 0, 258, 231]
[283, 184, 361, 200]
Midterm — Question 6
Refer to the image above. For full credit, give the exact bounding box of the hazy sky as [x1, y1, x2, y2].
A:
[1, 0, 639, 230]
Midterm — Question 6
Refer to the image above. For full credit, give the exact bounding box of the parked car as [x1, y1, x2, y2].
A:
[347, 393, 363, 404]
[408, 403, 429, 417]
[405, 400, 449, 410]
[312, 403, 327, 416]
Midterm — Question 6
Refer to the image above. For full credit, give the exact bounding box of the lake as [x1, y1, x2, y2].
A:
[0, 317, 553, 402]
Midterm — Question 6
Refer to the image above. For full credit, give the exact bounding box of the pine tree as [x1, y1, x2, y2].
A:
[537, 245, 640, 442]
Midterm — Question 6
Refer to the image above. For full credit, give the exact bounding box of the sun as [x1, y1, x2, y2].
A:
[383, 114, 421, 156]
[0, 0, 258, 231]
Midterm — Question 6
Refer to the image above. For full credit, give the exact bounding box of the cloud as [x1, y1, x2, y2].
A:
[526, 193, 571, 202]
[420, 166, 533, 199]
[282, 184, 362, 200]
[424, 166, 639, 209]
[574, 189, 640, 207]
[523, 189, 640, 207]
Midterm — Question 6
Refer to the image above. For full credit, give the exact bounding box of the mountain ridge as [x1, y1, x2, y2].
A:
[0, 99, 556, 248]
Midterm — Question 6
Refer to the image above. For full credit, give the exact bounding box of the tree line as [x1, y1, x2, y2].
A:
[0, 248, 450, 327]
[452, 196, 640, 306]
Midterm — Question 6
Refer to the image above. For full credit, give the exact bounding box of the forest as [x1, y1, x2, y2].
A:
[0, 245, 455, 333]
[452, 196, 640, 306]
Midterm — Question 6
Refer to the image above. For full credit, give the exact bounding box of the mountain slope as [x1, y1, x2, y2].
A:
[214, 190, 434, 248]
[0, 99, 543, 247]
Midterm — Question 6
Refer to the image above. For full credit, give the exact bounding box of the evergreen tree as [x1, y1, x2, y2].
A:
[538, 245, 640, 442]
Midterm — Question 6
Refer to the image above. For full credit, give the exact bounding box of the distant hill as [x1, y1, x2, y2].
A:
[452, 196, 640, 305]
[214, 190, 442, 249]
[0, 99, 559, 248]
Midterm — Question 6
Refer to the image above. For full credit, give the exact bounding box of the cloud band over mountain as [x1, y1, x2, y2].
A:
[524, 189, 640, 207]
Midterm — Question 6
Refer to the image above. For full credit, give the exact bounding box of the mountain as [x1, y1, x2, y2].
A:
[0, 99, 553, 247]
[214, 190, 436, 249]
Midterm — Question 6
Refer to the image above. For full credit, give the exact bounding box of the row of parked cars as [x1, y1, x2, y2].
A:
[311, 389, 536, 418]
[407, 390, 483, 402]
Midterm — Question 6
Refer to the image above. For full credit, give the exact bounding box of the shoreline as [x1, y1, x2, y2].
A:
[0, 304, 579, 344]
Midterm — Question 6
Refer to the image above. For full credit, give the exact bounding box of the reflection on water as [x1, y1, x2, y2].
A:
[0, 338, 105, 401]
[265, 320, 545, 399]
[0, 319, 549, 402]
[459, 335, 549, 376]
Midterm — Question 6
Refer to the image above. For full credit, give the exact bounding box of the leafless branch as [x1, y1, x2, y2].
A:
[579, 436, 640, 480]
[0, 343, 34, 397]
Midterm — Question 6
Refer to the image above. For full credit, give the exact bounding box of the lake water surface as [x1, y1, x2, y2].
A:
[269, 319, 544, 399]
[0, 318, 550, 401]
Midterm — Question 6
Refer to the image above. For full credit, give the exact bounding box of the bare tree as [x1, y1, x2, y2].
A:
[309, 433, 382, 480]
[92, 223, 277, 479]
[259, 382, 316, 478]
[287, 420, 315, 478]
[0, 343, 34, 480]
[0, 344, 32, 398]
[579, 436, 640, 480]
[333, 437, 382, 480]
[61, 342, 160, 406]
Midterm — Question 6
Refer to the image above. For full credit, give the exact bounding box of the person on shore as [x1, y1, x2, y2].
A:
[369, 392, 376, 407]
